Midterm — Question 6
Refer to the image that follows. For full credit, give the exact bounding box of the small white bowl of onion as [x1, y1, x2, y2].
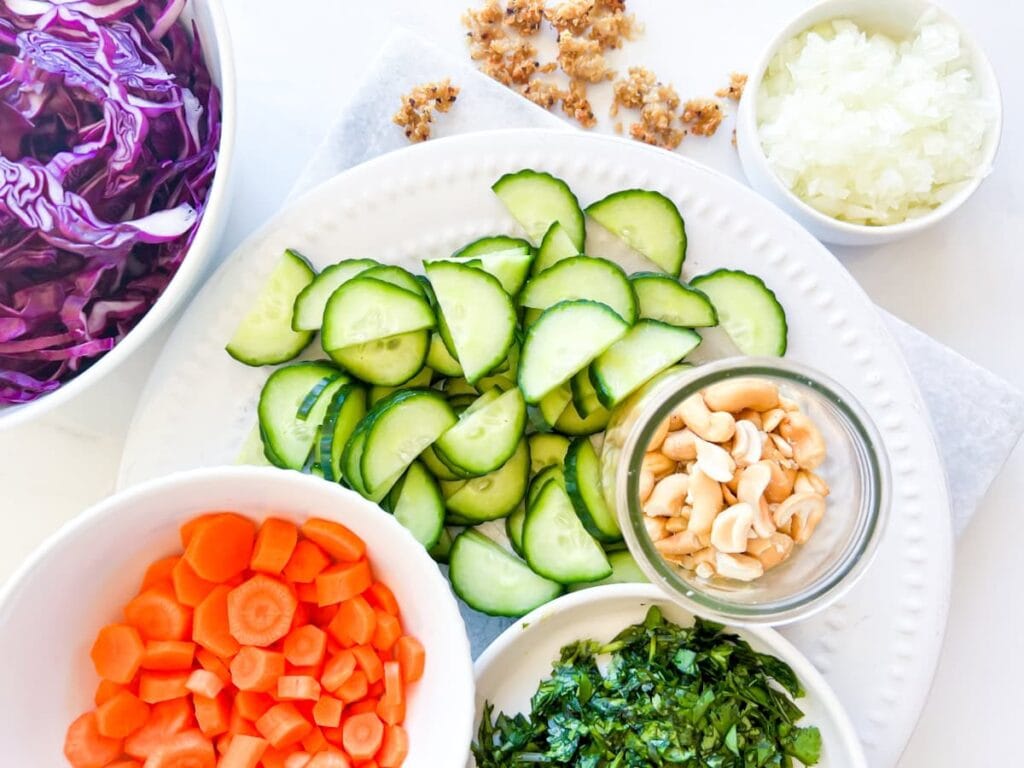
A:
[736, 0, 1002, 246]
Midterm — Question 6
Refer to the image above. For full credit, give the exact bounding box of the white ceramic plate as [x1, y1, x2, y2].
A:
[472, 584, 866, 767]
[0, 0, 237, 430]
[117, 129, 952, 767]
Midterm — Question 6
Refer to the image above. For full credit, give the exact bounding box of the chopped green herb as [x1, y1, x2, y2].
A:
[473, 607, 822, 767]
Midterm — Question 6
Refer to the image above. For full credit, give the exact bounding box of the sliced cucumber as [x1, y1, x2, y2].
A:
[523, 481, 611, 584]
[570, 368, 601, 418]
[342, 425, 369, 494]
[428, 527, 453, 564]
[387, 461, 444, 548]
[452, 235, 532, 259]
[258, 362, 346, 470]
[590, 320, 702, 408]
[369, 367, 432, 405]
[424, 260, 517, 384]
[585, 189, 687, 276]
[443, 439, 529, 522]
[292, 258, 378, 331]
[492, 169, 585, 250]
[322, 276, 434, 351]
[631, 272, 718, 328]
[455, 249, 535, 296]
[476, 373, 515, 393]
[518, 300, 629, 404]
[297, 372, 345, 419]
[442, 377, 479, 398]
[528, 433, 571, 475]
[532, 221, 580, 276]
[426, 332, 463, 377]
[460, 387, 501, 416]
[527, 465, 564, 508]
[319, 383, 367, 482]
[420, 444, 461, 481]
[449, 529, 563, 617]
[519, 256, 638, 324]
[360, 389, 457, 497]
[359, 264, 427, 297]
[568, 550, 648, 591]
[506, 505, 527, 557]
[690, 269, 788, 356]
[564, 437, 621, 542]
[534, 383, 572, 430]
[435, 387, 526, 475]
[555, 397, 610, 436]
[327, 330, 428, 386]
[227, 249, 315, 365]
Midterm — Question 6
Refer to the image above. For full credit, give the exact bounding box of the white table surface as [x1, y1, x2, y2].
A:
[0, 1, 1020, 764]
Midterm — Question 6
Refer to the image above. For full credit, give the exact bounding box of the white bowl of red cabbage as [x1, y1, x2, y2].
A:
[0, 0, 233, 426]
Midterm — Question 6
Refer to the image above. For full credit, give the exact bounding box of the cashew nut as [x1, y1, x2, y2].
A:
[721, 483, 738, 505]
[772, 491, 826, 532]
[642, 451, 676, 479]
[703, 378, 780, 413]
[786, 493, 826, 544]
[794, 469, 830, 497]
[746, 532, 794, 569]
[638, 469, 655, 504]
[737, 461, 776, 538]
[770, 433, 794, 459]
[668, 406, 685, 431]
[654, 529, 703, 556]
[764, 460, 796, 503]
[678, 393, 736, 443]
[686, 467, 724, 534]
[710, 502, 755, 553]
[736, 408, 763, 429]
[647, 417, 670, 452]
[680, 546, 716, 571]
[643, 515, 668, 542]
[715, 552, 764, 581]
[661, 429, 697, 461]
[779, 411, 826, 469]
[694, 436, 736, 483]
[644, 473, 689, 517]
[761, 407, 786, 433]
[665, 516, 688, 533]
[730, 419, 763, 467]
[695, 561, 715, 579]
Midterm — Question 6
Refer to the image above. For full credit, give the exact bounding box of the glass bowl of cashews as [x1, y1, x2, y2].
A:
[601, 357, 890, 624]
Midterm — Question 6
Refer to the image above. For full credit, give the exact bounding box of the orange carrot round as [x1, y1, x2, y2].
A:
[138, 670, 190, 704]
[300, 518, 366, 562]
[90, 623, 145, 684]
[352, 645, 384, 685]
[94, 679, 128, 707]
[94, 689, 150, 738]
[194, 692, 231, 737]
[342, 711, 384, 762]
[234, 690, 274, 721]
[141, 639, 196, 671]
[145, 728, 215, 768]
[312, 695, 344, 729]
[123, 586, 191, 641]
[283, 624, 328, 667]
[184, 512, 256, 583]
[277, 675, 322, 702]
[371, 611, 402, 652]
[283, 540, 331, 583]
[251, 518, 299, 575]
[394, 636, 425, 684]
[328, 596, 376, 647]
[231, 646, 286, 692]
[307, 750, 352, 768]
[255, 702, 313, 748]
[64, 711, 123, 768]
[365, 583, 399, 617]
[124, 698, 195, 759]
[140, 556, 180, 592]
[172, 557, 218, 607]
[321, 650, 357, 694]
[315, 560, 373, 607]
[377, 724, 409, 768]
[186, 668, 226, 699]
[193, 584, 240, 658]
[218, 733, 268, 768]
[333, 670, 368, 704]
[228, 573, 298, 647]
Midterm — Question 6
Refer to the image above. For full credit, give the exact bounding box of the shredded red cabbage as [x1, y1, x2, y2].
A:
[0, 0, 220, 405]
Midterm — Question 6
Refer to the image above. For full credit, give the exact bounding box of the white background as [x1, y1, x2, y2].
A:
[1, 0, 1021, 765]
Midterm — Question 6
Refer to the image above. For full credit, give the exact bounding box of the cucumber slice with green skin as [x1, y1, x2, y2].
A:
[322, 276, 434, 351]
[527, 465, 564, 508]
[555, 396, 610, 436]
[227, 249, 316, 365]
[258, 362, 346, 470]
[443, 439, 529, 522]
[452, 235, 532, 259]
[297, 372, 345, 419]
[492, 169, 586, 250]
[506, 505, 527, 557]
[590, 320, 703, 408]
[585, 189, 687, 276]
[460, 387, 501, 416]
[420, 445, 461, 481]
[442, 377, 478, 398]
[387, 461, 444, 549]
[631, 272, 718, 328]
[435, 387, 526, 475]
[426, 332, 462, 377]
[319, 384, 367, 483]
[570, 368, 601, 418]
[454, 249, 535, 296]
[519, 256, 638, 325]
[532, 221, 580, 276]
[568, 550, 648, 591]
[327, 330, 429, 386]
[369, 367, 432, 404]
[292, 258, 378, 331]
[523, 480, 612, 584]
[518, 300, 630, 404]
[360, 389, 457, 497]
[428, 527, 453, 564]
[564, 437, 621, 542]
[449, 529, 563, 617]
[436, 308, 459, 359]
[528, 433, 571, 475]
[359, 265, 427, 297]
[424, 260, 517, 384]
[342, 426, 369, 493]
[476, 373, 515, 393]
[533, 382, 572, 430]
[690, 269, 788, 356]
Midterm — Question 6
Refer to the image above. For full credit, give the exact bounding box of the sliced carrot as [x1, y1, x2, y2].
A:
[342, 712, 383, 762]
[368, 680, 384, 699]
[329, 596, 376, 646]
[277, 675, 322, 702]
[141, 555, 180, 592]
[217, 733, 268, 768]
[193, 584, 240, 658]
[195, 648, 231, 682]
[321, 650, 357, 693]
[375, 698, 405, 727]
[64, 711, 123, 768]
[302, 725, 328, 754]
[312, 695, 344, 728]
[315, 560, 372, 607]
[352, 645, 383, 685]
[364, 583, 399, 617]
[307, 751, 351, 768]
[296, 582, 320, 604]
[251, 518, 299, 574]
[94, 679, 127, 706]
[284, 751, 313, 768]
[94, 689, 150, 738]
[377, 724, 408, 768]
[90, 623, 145, 684]
[124, 698, 195, 759]
[284, 625, 328, 667]
[283, 540, 331, 583]
[141, 639, 196, 670]
[231, 646, 286, 692]
[301, 518, 366, 562]
[347, 698, 379, 716]
[186, 668, 226, 699]
[229, 705, 260, 736]
[309, 603, 340, 630]
[371, 612, 401, 653]
[234, 689, 275, 721]
[194, 692, 231, 737]
[228, 574, 298, 647]
[394, 636, 424, 684]
[381, 661, 403, 707]
[124, 585, 191, 641]
[106, 761, 143, 768]
[144, 728, 215, 768]
[255, 702, 313, 748]
[260, 746, 292, 768]
[138, 670, 190, 703]
[172, 557, 218, 607]
[183, 512, 256, 583]
[333, 670, 368, 704]
[180, 513, 218, 548]
[322, 726, 343, 747]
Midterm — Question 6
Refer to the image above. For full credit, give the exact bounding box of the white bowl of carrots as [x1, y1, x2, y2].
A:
[0, 466, 474, 768]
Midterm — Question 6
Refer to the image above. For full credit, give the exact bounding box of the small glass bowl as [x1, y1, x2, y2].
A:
[601, 357, 890, 625]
